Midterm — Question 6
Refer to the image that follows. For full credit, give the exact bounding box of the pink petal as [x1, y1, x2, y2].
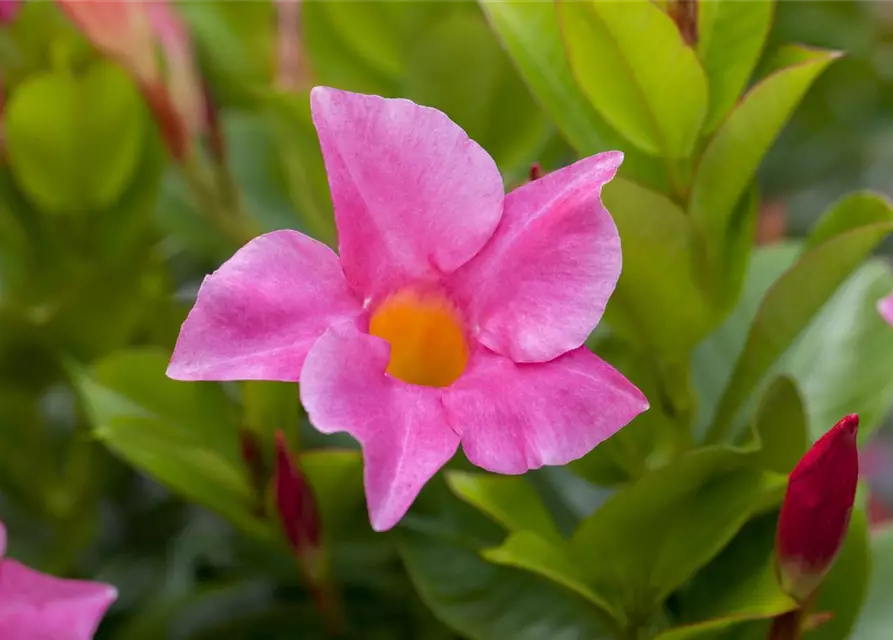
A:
[0, 522, 5, 557]
[0, 559, 116, 640]
[299, 323, 460, 531]
[878, 291, 893, 326]
[442, 346, 648, 474]
[310, 86, 504, 300]
[168, 230, 361, 381]
[450, 152, 624, 363]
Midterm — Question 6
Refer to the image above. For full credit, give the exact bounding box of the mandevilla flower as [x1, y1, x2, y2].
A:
[0, 521, 116, 638]
[878, 291, 893, 326]
[167, 87, 649, 531]
[0, 0, 21, 25]
[776, 414, 859, 602]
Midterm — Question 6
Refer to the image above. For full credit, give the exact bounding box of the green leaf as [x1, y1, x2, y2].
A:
[242, 381, 301, 447]
[806, 191, 893, 250]
[482, 531, 614, 615]
[399, 483, 618, 640]
[809, 505, 871, 640]
[558, 0, 708, 158]
[73, 348, 268, 539]
[749, 376, 808, 474]
[658, 513, 796, 640]
[570, 448, 786, 622]
[696, 0, 775, 133]
[446, 471, 562, 545]
[301, 449, 364, 541]
[706, 197, 893, 442]
[477, 0, 668, 190]
[3, 61, 144, 216]
[852, 525, 893, 639]
[690, 46, 838, 253]
[603, 178, 715, 355]
[403, 11, 550, 176]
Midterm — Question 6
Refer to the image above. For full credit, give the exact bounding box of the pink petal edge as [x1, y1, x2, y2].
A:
[299, 322, 460, 531]
[0, 560, 117, 640]
[442, 346, 648, 474]
[878, 291, 893, 326]
[448, 152, 624, 364]
[310, 86, 505, 301]
[168, 230, 362, 382]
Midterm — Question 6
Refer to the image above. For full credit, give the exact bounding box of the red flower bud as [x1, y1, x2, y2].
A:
[0, 0, 21, 25]
[274, 430, 321, 557]
[776, 414, 859, 602]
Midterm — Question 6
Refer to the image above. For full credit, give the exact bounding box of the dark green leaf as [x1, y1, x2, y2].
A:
[749, 376, 808, 474]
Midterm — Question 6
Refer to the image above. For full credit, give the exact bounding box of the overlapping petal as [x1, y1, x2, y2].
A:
[878, 291, 893, 326]
[0, 523, 116, 640]
[449, 152, 623, 363]
[168, 230, 362, 381]
[442, 346, 648, 474]
[300, 323, 460, 531]
[310, 87, 504, 300]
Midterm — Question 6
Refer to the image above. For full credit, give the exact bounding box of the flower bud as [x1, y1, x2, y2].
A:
[238, 427, 267, 516]
[776, 414, 859, 602]
[878, 291, 893, 326]
[274, 430, 321, 558]
[0, 0, 21, 25]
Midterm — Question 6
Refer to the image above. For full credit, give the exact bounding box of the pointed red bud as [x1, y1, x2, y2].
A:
[274, 431, 321, 557]
[238, 428, 267, 516]
[0, 0, 21, 25]
[529, 162, 543, 182]
[776, 414, 859, 602]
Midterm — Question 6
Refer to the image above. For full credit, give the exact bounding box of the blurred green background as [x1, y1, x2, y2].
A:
[2, 1, 893, 638]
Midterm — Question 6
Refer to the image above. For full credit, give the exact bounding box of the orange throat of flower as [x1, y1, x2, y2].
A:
[368, 289, 469, 388]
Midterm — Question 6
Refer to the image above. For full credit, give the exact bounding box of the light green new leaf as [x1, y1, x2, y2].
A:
[4, 61, 144, 216]
[570, 448, 786, 620]
[697, 0, 774, 133]
[478, 0, 668, 190]
[558, 0, 708, 158]
[657, 514, 796, 640]
[852, 525, 893, 639]
[73, 349, 267, 539]
[806, 191, 893, 250]
[446, 471, 562, 545]
[749, 376, 808, 474]
[482, 531, 614, 616]
[707, 197, 893, 443]
[603, 178, 715, 356]
[690, 46, 839, 253]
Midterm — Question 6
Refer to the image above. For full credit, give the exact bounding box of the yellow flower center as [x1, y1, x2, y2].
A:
[368, 289, 469, 388]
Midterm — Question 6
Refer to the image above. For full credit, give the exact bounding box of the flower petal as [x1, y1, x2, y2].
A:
[310, 86, 504, 299]
[168, 230, 361, 381]
[0, 559, 116, 640]
[878, 291, 893, 326]
[451, 152, 623, 363]
[442, 346, 648, 474]
[300, 323, 459, 531]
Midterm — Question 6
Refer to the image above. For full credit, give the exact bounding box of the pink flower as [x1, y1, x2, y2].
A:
[0, 0, 21, 24]
[878, 291, 893, 326]
[776, 414, 860, 602]
[0, 522, 116, 639]
[167, 88, 649, 531]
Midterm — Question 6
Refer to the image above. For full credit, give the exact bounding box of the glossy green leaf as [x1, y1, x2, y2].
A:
[558, 0, 708, 158]
[658, 513, 796, 640]
[707, 197, 893, 442]
[482, 531, 614, 615]
[810, 505, 870, 640]
[695, 244, 893, 445]
[749, 376, 808, 474]
[399, 485, 618, 640]
[73, 348, 268, 539]
[806, 191, 893, 249]
[697, 1, 775, 132]
[478, 0, 668, 190]
[242, 381, 301, 447]
[852, 525, 893, 639]
[4, 61, 144, 215]
[690, 46, 839, 253]
[570, 448, 786, 620]
[403, 11, 550, 176]
[446, 472, 562, 545]
[603, 178, 715, 355]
